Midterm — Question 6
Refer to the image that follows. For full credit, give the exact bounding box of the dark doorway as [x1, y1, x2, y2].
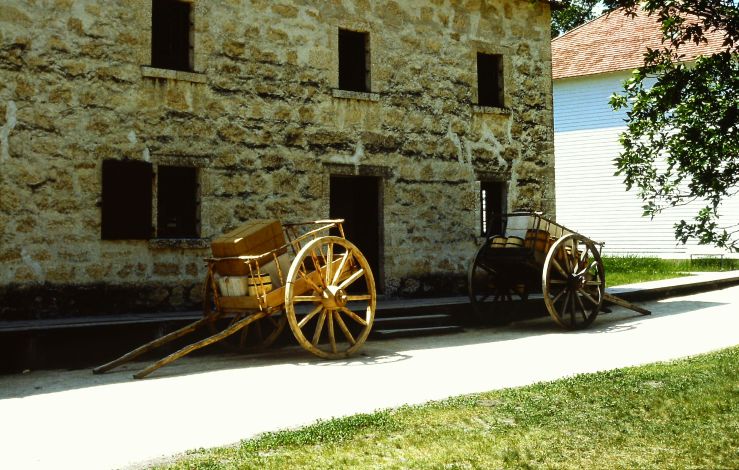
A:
[330, 176, 382, 292]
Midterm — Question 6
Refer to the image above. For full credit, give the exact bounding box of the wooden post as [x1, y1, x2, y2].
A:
[132, 311, 267, 379]
[603, 292, 651, 315]
[92, 316, 212, 375]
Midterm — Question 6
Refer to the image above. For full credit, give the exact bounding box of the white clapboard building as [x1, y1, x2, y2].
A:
[552, 8, 738, 259]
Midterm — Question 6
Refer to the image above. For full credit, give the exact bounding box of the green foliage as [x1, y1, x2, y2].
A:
[551, 0, 601, 37]
[606, 0, 739, 251]
[240, 411, 397, 451]
[161, 347, 739, 469]
[602, 255, 738, 286]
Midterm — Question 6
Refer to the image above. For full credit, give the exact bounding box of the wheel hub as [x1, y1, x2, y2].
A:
[568, 274, 586, 290]
[321, 285, 348, 309]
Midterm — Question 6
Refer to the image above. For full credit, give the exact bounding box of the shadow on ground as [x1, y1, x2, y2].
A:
[0, 297, 726, 400]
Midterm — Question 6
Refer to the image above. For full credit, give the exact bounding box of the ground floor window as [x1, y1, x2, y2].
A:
[157, 166, 199, 238]
[101, 160, 199, 240]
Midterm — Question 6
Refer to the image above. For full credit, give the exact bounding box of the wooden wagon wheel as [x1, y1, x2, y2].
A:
[284, 236, 376, 359]
[203, 272, 287, 352]
[542, 233, 605, 330]
[467, 241, 527, 323]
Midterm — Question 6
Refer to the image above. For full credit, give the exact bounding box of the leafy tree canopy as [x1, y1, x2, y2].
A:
[602, 0, 739, 251]
[551, 0, 602, 37]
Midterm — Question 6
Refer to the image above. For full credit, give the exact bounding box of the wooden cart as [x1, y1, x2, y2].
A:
[468, 212, 649, 329]
[93, 219, 376, 379]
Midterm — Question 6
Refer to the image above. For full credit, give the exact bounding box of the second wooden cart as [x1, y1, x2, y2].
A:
[468, 212, 649, 329]
[94, 219, 376, 379]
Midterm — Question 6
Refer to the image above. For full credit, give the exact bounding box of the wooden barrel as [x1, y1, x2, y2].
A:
[505, 236, 524, 248]
[247, 273, 273, 297]
[490, 235, 507, 248]
[525, 229, 551, 253]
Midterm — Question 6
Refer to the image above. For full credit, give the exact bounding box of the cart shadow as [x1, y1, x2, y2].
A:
[583, 298, 727, 334]
[1, 299, 726, 400]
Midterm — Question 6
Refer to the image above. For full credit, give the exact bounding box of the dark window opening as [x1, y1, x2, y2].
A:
[157, 166, 199, 238]
[480, 181, 506, 236]
[101, 160, 153, 240]
[477, 53, 504, 107]
[338, 29, 370, 92]
[151, 0, 193, 71]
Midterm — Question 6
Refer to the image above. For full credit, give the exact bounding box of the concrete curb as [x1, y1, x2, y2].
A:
[606, 270, 739, 303]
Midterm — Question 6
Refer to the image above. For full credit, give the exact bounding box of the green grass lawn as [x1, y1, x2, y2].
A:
[161, 346, 739, 469]
[603, 256, 738, 287]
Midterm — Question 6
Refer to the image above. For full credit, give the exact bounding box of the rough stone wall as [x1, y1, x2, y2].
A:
[0, 0, 554, 318]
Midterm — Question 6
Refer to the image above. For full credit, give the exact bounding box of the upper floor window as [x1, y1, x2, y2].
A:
[151, 0, 193, 71]
[477, 53, 504, 108]
[338, 29, 370, 92]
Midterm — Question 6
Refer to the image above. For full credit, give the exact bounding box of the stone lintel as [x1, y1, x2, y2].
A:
[472, 105, 511, 116]
[148, 239, 210, 249]
[323, 162, 393, 178]
[331, 89, 381, 102]
[141, 66, 207, 83]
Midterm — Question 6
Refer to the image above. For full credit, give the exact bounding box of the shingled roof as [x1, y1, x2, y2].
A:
[552, 7, 726, 80]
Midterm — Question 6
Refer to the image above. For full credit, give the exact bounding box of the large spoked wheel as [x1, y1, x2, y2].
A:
[203, 273, 287, 352]
[284, 236, 376, 359]
[542, 234, 605, 330]
[468, 242, 526, 324]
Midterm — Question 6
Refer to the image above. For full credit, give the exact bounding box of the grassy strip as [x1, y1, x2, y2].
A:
[162, 347, 739, 469]
[603, 256, 738, 287]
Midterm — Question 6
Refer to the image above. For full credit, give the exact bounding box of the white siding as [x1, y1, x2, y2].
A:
[554, 72, 739, 258]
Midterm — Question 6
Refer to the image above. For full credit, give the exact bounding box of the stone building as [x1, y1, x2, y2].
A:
[0, 0, 555, 319]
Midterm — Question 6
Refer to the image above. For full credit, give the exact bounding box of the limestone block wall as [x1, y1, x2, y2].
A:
[0, 0, 554, 318]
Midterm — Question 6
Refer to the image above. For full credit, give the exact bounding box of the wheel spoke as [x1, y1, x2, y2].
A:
[551, 288, 567, 305]
[346, 294, 372, 302]
[569, 291, 577, 327]
[475, 262, 496, 275]
[298, 273, 323, 294]
[338, 268, 365, 290]
[293, 295, 322, 302]
[585, 280, 602, 287]
[334, 311, 356, 345]
[332, 251, 352, 285]
[325, 242, 334, 285]
[575, 291, 589, 321]
[339, 306, 368, 326]
[560, 245, 572, 273]
[551, 257, 568, 279]
[310, 250, 327, 290]
[311, 311, 326, 346]
[577, 258, 598, 277]
[227, 312, 242, 328]
[238, 322, 250, 348]
[298, 304, 323, 328]
[550, 279, 566, 285]
[327, 310, 337, 353]
[580, 289, 600, 306]
[560, 289, 571, 317]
